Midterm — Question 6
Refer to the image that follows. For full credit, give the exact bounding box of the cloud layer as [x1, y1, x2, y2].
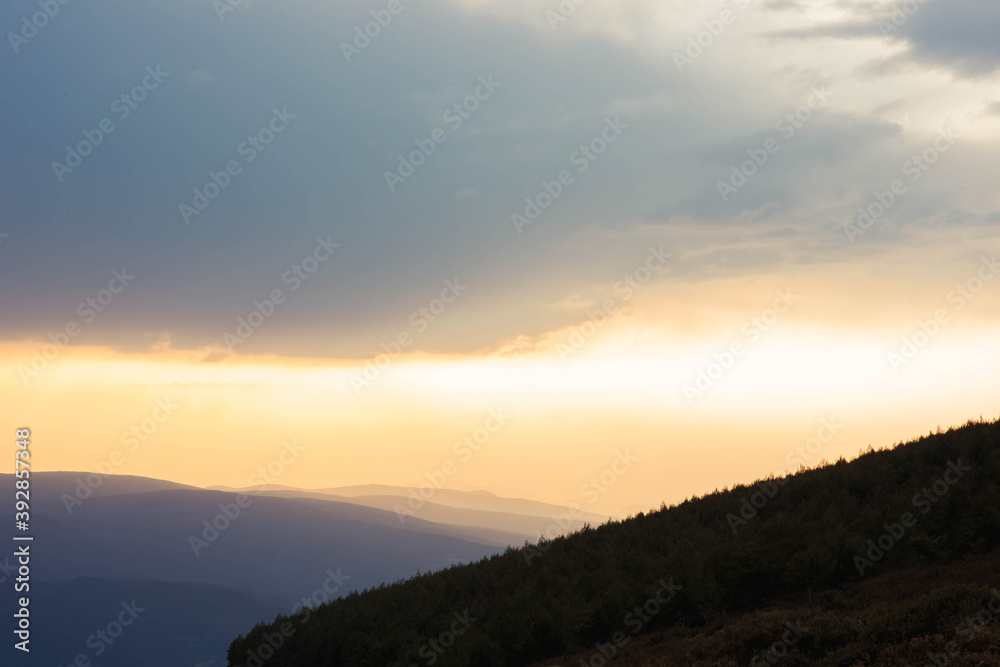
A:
[1, 0, 998, 360]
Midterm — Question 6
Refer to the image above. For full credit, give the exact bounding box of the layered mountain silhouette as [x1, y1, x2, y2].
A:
[7, 417, 998, 667]
[0, 472, 594, 666]
[207, 482, 611, 542]
[228, 417, 1000, 666]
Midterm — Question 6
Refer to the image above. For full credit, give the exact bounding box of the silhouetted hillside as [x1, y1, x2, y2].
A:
[534, 547, 1000, 666]
[228, 417, 1000, 666]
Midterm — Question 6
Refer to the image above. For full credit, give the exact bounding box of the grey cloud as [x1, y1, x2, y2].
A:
[899, 0, 1000, 76]
[765, 0, 1000, 77]
[1, 0, 995, 358]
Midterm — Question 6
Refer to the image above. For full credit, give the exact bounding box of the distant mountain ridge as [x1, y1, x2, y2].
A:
[5, 483, 509, 599]
[227, 417, 1000, 667]
[1, 471, 561, 667]
[209, 482, 614, 523]
[207, 482, 612, 541]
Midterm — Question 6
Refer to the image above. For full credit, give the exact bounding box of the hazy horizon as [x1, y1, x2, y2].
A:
[4, 0, 999, 517]
[4, 0, 999, 664]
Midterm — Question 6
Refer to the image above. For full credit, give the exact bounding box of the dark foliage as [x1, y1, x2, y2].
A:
[227, 417, 1000, 666]
[540, 546, 1000, 666]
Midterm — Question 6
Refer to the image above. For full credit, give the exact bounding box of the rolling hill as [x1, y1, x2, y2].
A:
[227, 416, 1000, 666]
[207, 484, 610, 543]
[1, 578, 289, 667]
[0, 472, 535, 666]
[3, 477, 512, 600]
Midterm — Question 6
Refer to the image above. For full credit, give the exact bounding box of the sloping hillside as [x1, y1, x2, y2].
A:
[227, 417, 1000, 666]
[533, 548, 1000, 666]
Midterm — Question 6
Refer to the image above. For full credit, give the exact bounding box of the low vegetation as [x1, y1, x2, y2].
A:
[228, 417, 1000, 666]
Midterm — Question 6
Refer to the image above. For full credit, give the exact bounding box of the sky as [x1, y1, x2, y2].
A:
[2, 0, 999, 516]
